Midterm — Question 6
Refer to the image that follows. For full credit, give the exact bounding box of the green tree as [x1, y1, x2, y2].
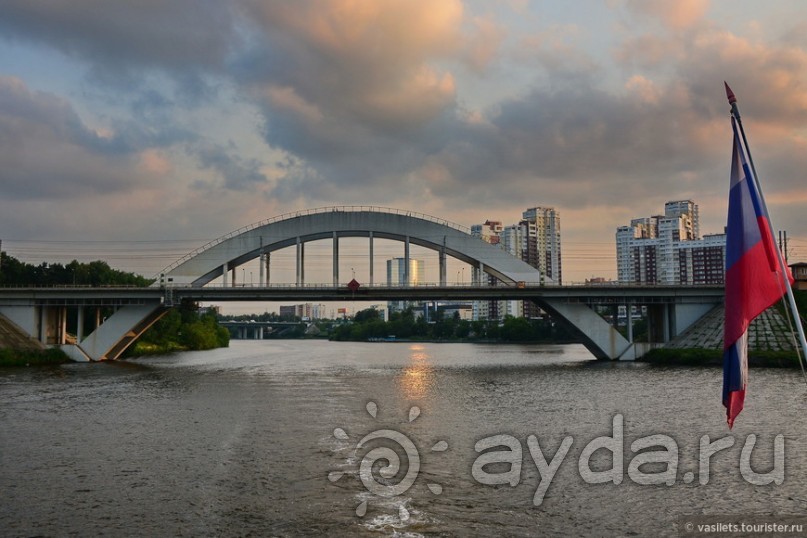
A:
[501, 316, 534, 341]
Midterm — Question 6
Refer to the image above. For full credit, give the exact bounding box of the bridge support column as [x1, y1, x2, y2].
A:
[439, 246, 447, 287]
[76, 304, 167, 361]
[647, 304, 680, 344]
[39, 306, 46, 342]
[222, 262, 228, 287]
[663, 304, 670, 343]
[59, 307, 67, 345]
[296, 237, 304, 286]
[404, 236, 410, 285]
[77, 307, 85, 342]
[333, 232, 339, 286]
[538, 299, 633, 360]
[626, 301, 633, 343]
[231, 267, 236, 287]
[259, 237, 265, 286]
[369, 232, 374, 286]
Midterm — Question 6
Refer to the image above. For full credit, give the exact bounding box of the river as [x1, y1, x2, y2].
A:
[1, 341, 806, 536]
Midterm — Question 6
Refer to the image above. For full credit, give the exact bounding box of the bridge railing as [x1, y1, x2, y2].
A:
[0, 281, 725, 290]
[156, 206, 473, 278]
[156, 281, 724, 290]
[0, 284, 151, 289]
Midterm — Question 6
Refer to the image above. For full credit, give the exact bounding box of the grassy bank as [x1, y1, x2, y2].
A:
[125, 341, 190, 357]
[0, 347, 70, 367]
[640, 348, 802, 368]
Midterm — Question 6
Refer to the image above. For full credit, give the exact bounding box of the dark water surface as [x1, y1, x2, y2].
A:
[1, 341, 806, 536]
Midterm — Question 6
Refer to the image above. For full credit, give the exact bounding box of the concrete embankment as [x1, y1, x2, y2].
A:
[0, 313, 69, 366]
[0, 314, 45, 351]
[642, 304, 804, 367]
[665, 305, 799, 353]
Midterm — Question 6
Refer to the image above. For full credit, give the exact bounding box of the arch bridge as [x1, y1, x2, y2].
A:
[159, 206, 546, 287]
[0, 207, 722, 362]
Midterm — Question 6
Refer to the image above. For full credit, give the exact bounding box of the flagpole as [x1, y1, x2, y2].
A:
[725, 82, 807, 363]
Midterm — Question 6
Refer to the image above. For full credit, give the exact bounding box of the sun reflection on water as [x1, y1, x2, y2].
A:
[397, 344, 434, 400]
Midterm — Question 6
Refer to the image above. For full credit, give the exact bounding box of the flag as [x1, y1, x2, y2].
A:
[722, 117, 792, 428]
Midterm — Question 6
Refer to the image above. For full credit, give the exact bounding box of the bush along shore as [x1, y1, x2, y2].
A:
[0, 347, 70, 367]
[329, 307, 578, 343]
[639, 348, 803, 368]
[125, 302, 230, 357]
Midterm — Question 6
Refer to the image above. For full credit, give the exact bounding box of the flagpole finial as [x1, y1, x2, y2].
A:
[725, 81, 740, 118]
[724, 81, 737, 104]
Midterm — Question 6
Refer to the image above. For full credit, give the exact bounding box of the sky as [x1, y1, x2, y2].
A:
[1, 0, 806, 306]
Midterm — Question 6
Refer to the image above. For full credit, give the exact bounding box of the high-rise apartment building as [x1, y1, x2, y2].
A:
[616, 200, 725, 285]
[470, 207, 561, 320]
[520, 207, 561, 318]
[470, 220, 503, 245]
[520, 207, 562, 285]
[279, 303, 326, 319]
[471, 221, 504, 320]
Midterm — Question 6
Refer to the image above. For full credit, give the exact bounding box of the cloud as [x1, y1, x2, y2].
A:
[0, 76, 173, 199]
[190, 142, 270, 191]
[0, 0, 236, 75]
[231, 0, 466, 194]
[623, 0, 710, 30]
[462, 16, 506, 72]
[516, 24, 600, 82]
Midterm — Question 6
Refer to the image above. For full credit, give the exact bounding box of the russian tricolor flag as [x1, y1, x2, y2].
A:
[723, 117, 792, 428]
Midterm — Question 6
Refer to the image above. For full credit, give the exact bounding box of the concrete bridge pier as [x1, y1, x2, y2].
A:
[0, 301, 167, 362]
[534, 299, 719, 361]
[537, 299, 634, 360]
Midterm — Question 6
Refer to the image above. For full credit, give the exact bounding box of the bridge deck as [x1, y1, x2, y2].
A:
[0, 284, 724, 305]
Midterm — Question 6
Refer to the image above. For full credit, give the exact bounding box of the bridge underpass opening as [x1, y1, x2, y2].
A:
[196, 236, 479, 316]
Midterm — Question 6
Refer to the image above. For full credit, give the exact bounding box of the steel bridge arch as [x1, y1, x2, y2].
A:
[158, 206, 548, 286]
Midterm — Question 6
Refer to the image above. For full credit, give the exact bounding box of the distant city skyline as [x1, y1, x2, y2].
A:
[1, 1, 805, 299]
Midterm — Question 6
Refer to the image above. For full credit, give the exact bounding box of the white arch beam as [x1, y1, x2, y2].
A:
[159, 209, 547, 287]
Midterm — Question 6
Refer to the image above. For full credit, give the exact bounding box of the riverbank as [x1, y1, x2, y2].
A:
[0, 347, 70, 367]
[639, 347, 802, 368]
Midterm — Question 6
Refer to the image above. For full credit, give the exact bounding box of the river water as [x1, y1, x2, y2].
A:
[1, 341, 806, 537]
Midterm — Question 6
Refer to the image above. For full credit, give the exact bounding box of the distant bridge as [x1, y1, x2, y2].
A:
[219, 320, 306, 340]
[0, 207, 724, 362]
